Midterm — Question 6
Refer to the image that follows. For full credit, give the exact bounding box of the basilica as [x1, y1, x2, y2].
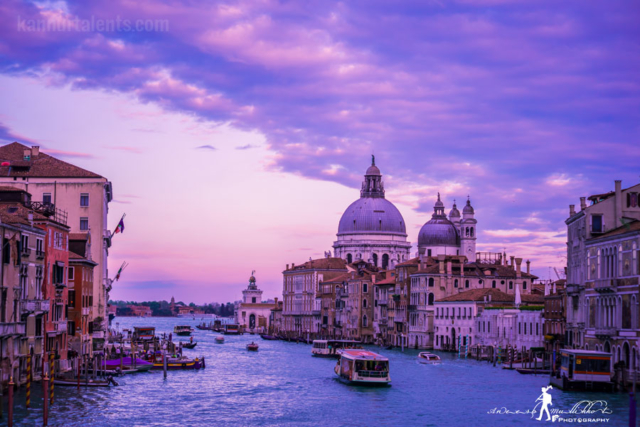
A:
[332, 156, 478, 267]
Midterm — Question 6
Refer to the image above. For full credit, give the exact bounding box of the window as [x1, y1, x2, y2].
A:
[492, 280, 496, 288]
[465, 280, 470, 288]
[252, 297, 256, 303]
[509, 281, 513, 290]
[428, 278, 434, 287]
[523, 281, 527, 290]
[80, 217, 89, 231]
[427, 249, 432, 257]
[363, 299, 367, 308]
[454, 279, 458, 288]
[362, 315, 368, 328]
[43, 193, 52, 205]
[346, 253, 352, 264]
[592, 215, 603, 233]
[68, 267, 75, 281]
[80, 193, 89, 207]
[68, 290, 76, 308]
[363, 283, 368, 293]
[2, 238, 10, 264]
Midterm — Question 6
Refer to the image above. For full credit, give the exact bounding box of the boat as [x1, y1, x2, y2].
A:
[223, 324, 241, 335]
[102, 357, 154, 372]
[215, 336, 225, 344]
[550, 349, 614, 391]
[174, 325, 194, 336]
[260, 334, 279, 340]
[417, 352, 441, 365]
[150, 355, 205, 370]
[132, 326, 156, 342]
[182, 342, 197, 349]
[516, 368, 551, 375]
[384, 345, 393, 350]
[246, 342, 259, 351]
[334, 350, 391, 386]
[55, 377, 118, 387]
[312, 340, 362, 358]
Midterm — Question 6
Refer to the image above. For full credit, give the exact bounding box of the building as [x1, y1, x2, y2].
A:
[332, 157, 411, 269]
[282, 258, 348, 338]
[0, 189, 48, 386]
[315, 271, 350, 338]
[475, 306, 545, 352]
[0, 143, 114, 333]
[388, 257, 421, 348]
[269, 300, 284, 336]
[542, 281, 566, 354]
[373, 270, 396, 345]
[68, 250, 97, 356]
[342, 261, 378, 343]
[235, 273, 276, 332]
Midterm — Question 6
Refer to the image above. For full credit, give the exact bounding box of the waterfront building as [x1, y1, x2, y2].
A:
[373, 270, 396, 345]
[543, 281, 566, 354]
[0, 189, 48, 386]
[68, 249, 97, 356]
[388, 257, 421, 348]
[433, 288, 543, 351]
[343, 261, 379, 343]
[332, 157, 411, 269]
[235, 273, 276, 333]
[127, 305, 152, 317]
[316, 271, 350, 338]
[565, 179, 640, 350]
[0, 143, 114, 334]
[281, 258, 347, 338]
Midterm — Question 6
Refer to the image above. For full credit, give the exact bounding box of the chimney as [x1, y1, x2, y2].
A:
[526, 260, 530, 275]
[286, 264, 289, 270]
[274, 297, 278, 304]
[372, 275, 376, 284]
[569, 204, 575, 216]
[446, 259, 452, 276]
[488, 294, 492, 302]
[31, 146, 39, 157]
[515, 258, 522, 278]
[292, 263, 295, 268]
[510, 256, 515, 267]
[615, 180, 622, 229]
[503, 252, 507, 266]
[580, 197, 586, 210]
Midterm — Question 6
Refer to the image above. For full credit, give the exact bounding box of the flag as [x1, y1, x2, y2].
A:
[115, 261, 128, 281]
[114, 217, 125, 234]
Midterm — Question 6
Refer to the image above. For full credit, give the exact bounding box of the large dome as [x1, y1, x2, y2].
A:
[338, 197, 407, 235]
[418, 218, 460, 247]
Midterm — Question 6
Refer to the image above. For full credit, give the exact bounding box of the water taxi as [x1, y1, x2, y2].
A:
[334, 350, 390, 386]
[132, 327, 156, 342]
[312, 340, 362, 358]
[417, 352, 441, 365]
[247, 342, 259, 351]
[150, 355, 205, 370]
[174, 325, 193, 336]
[223, 324, 241, 335]
[550, 349, 614, 391]
[215, 336, 225, 344]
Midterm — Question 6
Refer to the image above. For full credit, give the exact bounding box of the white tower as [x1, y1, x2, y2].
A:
[460, 197, 477, 262]
[243, 271, 263, 304]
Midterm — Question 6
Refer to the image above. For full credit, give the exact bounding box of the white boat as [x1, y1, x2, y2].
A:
[334, 350, 390, 386]
[312, 340, 362, 358]
[215, 336, 224, 344]
[417, 352, 441, 365]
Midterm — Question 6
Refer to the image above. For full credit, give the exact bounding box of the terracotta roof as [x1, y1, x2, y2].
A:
[0, 186, 26, 192]
[320, 272, 352, 284]
[0, 203, 48, 226]
[438, 288, 544, 304]
[413, 261, 538, 280]
[288, 257, 347, 271]
[375, 276, 396, 285]
[396, 257, 421, 267]
[588, 219, 640, 240]
[0, 142, 103, 178]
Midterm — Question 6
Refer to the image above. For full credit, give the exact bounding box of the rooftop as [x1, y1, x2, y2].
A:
[0, 142, 103, 178]
[438, 288, 544, 303]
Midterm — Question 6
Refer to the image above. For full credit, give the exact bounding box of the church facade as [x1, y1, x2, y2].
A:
[235, 272, 276, 333]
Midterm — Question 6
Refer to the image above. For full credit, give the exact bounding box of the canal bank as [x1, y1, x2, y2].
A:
[7, 317, 638, 426]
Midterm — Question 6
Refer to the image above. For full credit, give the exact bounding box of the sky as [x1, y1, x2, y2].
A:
[0, 0, 638, 303]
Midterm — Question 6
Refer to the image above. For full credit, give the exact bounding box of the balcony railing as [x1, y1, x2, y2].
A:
[593, 279, 617, 293]
[594, 327, 617, 338]
[56, 320, 68, 332]
[82, 307, 90, 316]
[0, 322, 26, 337]
[36, 250, 45, 260]
[21, 247, 31, 257]
[394, 309, 406, 323]
[24, 201, 68, 225]
[377, 298, 388, 306]
[408, 305, 417, 311]
[20, 299, 50, 314]
[312, 309, 321, 316]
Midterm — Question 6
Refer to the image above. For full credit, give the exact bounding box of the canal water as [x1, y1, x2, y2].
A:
[8, 317, 638, 426]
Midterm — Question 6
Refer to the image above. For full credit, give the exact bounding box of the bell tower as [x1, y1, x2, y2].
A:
[243, 271, 263, 304]
[460, 197, 477, 262]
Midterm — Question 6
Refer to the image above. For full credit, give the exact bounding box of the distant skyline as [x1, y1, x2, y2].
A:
[0, 1, 638, 303]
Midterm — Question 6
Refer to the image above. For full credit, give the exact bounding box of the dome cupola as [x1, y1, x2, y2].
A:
[417, 193, 460, 249]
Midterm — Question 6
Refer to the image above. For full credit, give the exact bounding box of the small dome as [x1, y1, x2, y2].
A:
[365, 164, 381, 176]
[463, 198, 474, 215]
[449, 202, 461, 218]
[418, 218, 460, 247]
[249, 275, 256, 282]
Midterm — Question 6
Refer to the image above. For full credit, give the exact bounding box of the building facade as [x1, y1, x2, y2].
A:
[235, 273, 276, 333]
[68, 250, 96, 357]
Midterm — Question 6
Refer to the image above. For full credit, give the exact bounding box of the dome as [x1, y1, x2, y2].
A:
[449, 202, 460, 218]
[463, 198, 474, 215]
[365, 164, 381, 176]
[418, 218, 460, 247]
[338, 197, 407, 235]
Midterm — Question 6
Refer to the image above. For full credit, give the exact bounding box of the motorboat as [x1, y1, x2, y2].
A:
[182, 342, 197, 349]
[174, 325, 194, 336]
[215, 336, 225, 344]
[246, 342, 259, 351]
[417, 352, 441, 365]
[334, 350, 390, 386]
[260, 334, 279, 340]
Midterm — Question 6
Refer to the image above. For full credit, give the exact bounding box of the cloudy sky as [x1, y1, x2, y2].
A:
[0, 0, 638, 303]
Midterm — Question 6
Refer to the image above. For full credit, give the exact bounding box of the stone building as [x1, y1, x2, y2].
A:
[235, 273, 276, 333]
[332, 157, 411, 269]
[68, 249, 96, 357]
[0, 143, 114, 333]
[543, 281, 566, 353]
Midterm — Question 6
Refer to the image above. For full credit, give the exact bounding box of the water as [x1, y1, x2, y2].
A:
[8, 317, 638, 426]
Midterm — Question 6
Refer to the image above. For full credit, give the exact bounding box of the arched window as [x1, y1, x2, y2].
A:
[465, 280, 470, 288]
[362, 315, 368, 327]
[428, 278, 434, 287]
[454, 279, 459, 288]
[428, 293, 435, 305]
[363, 299, 367, 308]
[382, 254, 389, 269]
[372, 253, 378, 267]
[470, 228, 474, 237]
[346, 253, 353, 264]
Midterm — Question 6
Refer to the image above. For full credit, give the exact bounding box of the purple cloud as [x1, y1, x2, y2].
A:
[1, 0, 639, 271]
[195, 145, 216, 151]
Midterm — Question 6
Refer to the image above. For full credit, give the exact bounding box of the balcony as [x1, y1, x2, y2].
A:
[0, 322, 26, 337]
[377, 298, 388, 306]
[92, 331, 105, 339]
[82, 307, 90, 316]
[593, 279, 617, 293]
[312, 309, 321, 316]
[394, 309, 406, 323]
[56, 320, 68, 333]
[20, 299, 50, 314]
[336, 289, 348, 299]
[21, 247, 31, 258]
[24, 201, 68, 225]
[36, 250, 45, 260]
[378, 318, 388, 325]
[408, 305, 417, 311]
[595, 327, 617, 339]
